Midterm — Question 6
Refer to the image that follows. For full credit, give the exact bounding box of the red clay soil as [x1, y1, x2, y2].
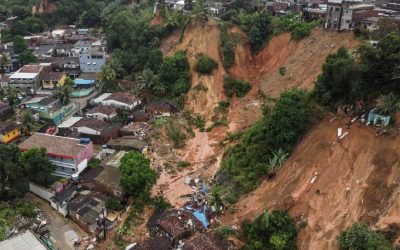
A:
[221, 117, 400, 249]
[32, 0, 57, 14]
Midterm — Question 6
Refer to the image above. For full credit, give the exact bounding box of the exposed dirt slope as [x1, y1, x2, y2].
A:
[32, 0, 57, 14]
[221, 117, 400, 249]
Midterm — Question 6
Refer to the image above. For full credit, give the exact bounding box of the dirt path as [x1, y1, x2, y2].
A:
[25, 193, 88, 250]
[220, 117, 400, 249]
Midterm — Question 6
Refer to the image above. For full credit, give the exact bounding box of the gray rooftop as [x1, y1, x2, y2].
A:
[0, 230, 47, 250]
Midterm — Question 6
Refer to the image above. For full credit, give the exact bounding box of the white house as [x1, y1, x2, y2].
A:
[92, 92, 142, 111]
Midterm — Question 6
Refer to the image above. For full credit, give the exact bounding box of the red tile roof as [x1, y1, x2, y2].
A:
[105, 92, 140, 105]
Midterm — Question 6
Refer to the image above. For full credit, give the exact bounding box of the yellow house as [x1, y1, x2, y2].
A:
[0, 122, 20, 144]
[41, 72, 67, 89]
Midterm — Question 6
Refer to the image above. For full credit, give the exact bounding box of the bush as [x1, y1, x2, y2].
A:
[167, 123, 187, 148]
[105, 196, 123, 211]
[194, 114, 206, 131]
[223, 75, 251, 98]
[216, 226, 238, 240]
[291, 24, 312, 41]
[338, 222, 393, 250]
[177, 161, 191, 168]
[195, 54, 218, 74]
[153, 196, 172, 210]
[160, 50, 191, 97]
[242, 210, 297, 250]
[279, 66, 286, 76]
[88, 158, 101, 168]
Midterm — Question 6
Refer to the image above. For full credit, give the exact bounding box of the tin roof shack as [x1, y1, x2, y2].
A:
[368, 108, 391, 127]
[80, 163, 123, 199]
[107, 136, 147, 152]
[130, 237, 173, 250]
[182, 233, 231, 250]
[68, 190, 111, 234]
[156, 210, 205, 245]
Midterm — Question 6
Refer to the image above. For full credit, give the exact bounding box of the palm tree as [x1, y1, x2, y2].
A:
[20, 110, 37, 135]
[375, 93, 399, 115]
[97, 64, 117, 91]
[135, 68, 155, 95]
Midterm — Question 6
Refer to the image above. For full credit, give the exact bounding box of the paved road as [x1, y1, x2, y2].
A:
[25, 193, 88, 250]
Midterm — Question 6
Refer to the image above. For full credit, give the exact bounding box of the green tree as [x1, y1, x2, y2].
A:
[13, 35, 27, 54]
[195, 54, 218, 74]
[18, 50, 37, 66]
[61, 85, 72, 105]
[105, 196, 122, 211]
[97, 64, 117, 91]
[242, 210, 297, 250]
[0, 144, 28, 200]
[20, 148, 55, 187]
[119, 151, 158, 198]
[64, 77, 74, 87]
[338, 222, 393, 250]
[20, 110, 37, 134]
[135, 68, 156, 95]
[313, 47, 355, 107]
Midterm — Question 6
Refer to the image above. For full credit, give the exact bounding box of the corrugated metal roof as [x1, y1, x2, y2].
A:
[0, 231, 47, 250]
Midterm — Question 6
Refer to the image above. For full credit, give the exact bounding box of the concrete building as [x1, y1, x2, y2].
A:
[19, 133, 94, 177]
[79, 50, 106, 73]
[326, 0, 377, 30]
[9, 65, 43, 93]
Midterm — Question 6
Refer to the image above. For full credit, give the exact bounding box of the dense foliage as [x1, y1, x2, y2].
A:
[223, 75, 251, 98]
[159, 50, 191, 97]
[105, 196, 123, 211]
[20, 148, 55, 187]
[220, 23, 236, 69]
[0, 144, 28, 200]
[242, 210, 297, 250]
[217, 88, 311, 198]
[338, 222, 393, 250]
[195, 53, 218, 74]
[314, 33, 400, 108]
[119, 151, 158, 199]
[221, 10, 318, 52]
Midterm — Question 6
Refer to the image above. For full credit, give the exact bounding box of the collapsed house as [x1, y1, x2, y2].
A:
[368, 108, 391, 127]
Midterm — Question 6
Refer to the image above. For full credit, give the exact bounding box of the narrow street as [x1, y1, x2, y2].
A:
[25, 193, 88, 250]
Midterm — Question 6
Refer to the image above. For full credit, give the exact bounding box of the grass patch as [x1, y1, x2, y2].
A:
[177, 161, 191, 168]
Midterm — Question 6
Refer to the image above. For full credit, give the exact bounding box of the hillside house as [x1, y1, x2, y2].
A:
[9, 64, 43, 93]
[18, 133, 93, 177]
[0, 122, 20, 143]
[79, 50, 106, 73]
[86, 105, 117, 121]
[368, 108, 391, 127]
[325, 0, 377, 30]
[92, 92, 142, 111]
[41, 72, 67, 89]
[23, 96, 77, 125]
[58, 117, 120, 144]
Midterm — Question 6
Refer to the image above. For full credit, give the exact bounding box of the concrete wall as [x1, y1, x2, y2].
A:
[29, 182, 54, 202]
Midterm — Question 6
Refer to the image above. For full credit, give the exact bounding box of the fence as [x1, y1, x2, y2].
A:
[29, 182, 54, 203]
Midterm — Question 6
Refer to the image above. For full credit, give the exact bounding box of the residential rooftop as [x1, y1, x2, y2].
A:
[18, 133, 87, 158]
[86, 105, 117, 116]
[0, 230, 47, 250]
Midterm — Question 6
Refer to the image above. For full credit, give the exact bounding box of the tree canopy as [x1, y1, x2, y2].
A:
[242, 210, 298, 250]
[20, 148, 55, 187]
[119, 151, 158, 199]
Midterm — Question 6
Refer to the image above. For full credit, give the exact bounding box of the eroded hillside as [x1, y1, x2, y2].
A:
[155, 21, 360, 221]
[221, 117, 400, 249]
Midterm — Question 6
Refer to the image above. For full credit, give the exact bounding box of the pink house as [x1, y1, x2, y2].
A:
[19, 133, 93, 177]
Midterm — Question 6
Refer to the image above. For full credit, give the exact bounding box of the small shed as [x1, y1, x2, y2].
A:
[368, 108, 390, 127]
